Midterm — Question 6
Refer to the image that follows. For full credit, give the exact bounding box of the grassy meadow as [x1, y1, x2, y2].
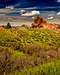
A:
[0, 25, 60, 75]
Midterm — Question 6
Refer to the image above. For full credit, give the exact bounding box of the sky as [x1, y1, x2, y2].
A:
[57, 0, 60, 2]
[0, 0, 59, 8]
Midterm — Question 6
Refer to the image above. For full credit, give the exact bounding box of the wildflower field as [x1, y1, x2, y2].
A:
[0, 26, 60, 75]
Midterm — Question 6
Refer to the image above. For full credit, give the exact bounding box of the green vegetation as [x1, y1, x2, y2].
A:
[0, 26, 60, 75]
[6, 22, 12, 29]
[6, 60, 60, 75]
[0, 27, 60, 49]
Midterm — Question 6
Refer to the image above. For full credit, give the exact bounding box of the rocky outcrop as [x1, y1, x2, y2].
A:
[32, 16, 60, 32]
[32, 16, 47, 28]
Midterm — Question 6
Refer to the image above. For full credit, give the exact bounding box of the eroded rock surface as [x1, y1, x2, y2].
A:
[32, 16, 60, 32]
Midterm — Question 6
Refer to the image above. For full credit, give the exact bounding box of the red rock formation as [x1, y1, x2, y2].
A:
[32, 16, 60, 32]
[32, 16, 47, 28]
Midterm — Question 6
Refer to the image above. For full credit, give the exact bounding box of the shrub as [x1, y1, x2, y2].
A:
[6, 22, 12, 29]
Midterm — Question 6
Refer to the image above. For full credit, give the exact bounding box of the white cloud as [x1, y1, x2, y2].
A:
[57, 0, 60, 2]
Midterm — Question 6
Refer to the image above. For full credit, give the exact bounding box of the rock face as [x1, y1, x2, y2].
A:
[32, 16, 47, 28]
[32, 16, 60, 32]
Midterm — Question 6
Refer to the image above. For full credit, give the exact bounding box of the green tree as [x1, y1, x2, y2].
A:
[6, 22, 12, 29]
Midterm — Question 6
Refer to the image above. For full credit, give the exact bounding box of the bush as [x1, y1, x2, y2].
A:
[6, 22, 12, 29]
